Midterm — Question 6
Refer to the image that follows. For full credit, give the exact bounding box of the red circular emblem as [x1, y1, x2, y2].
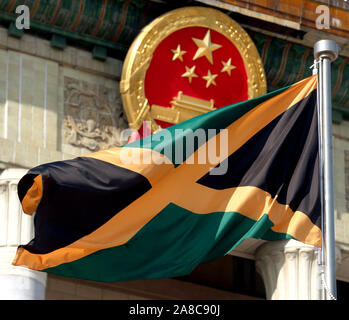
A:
[120, 7, 266, 139]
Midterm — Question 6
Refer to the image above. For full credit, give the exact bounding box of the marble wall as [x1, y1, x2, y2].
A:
[0, 26, 125, 170]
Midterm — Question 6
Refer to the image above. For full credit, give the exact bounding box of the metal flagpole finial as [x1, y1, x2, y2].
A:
[314, 39, 338, 61]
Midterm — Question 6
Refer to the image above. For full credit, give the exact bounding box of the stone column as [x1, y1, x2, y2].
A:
[255, 239, 322, 300]
[0, 168, 47, 300]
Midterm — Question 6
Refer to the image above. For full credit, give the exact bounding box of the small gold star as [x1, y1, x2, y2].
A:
[202, 70, 218, 88]
[171, 44, 186, 62]
[221, 58, 236, 76]
[192, 30, 222, 64]
[181, 65, 198, 83]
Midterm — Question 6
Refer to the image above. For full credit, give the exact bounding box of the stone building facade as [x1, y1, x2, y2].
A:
[0, 0, 349, 300]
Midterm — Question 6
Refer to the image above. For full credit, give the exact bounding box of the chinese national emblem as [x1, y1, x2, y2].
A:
[120, 7, 266, 136]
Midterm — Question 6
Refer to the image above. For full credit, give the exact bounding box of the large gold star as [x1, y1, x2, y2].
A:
[192, 30, 222, 64]
[181, 65, 198, 83]
[221, 58, 236, 76]
[171, 44, 186, 62]
[202, 70, 218, 88]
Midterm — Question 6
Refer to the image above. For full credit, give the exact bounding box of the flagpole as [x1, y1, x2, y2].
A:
[314, 39, 338, 300]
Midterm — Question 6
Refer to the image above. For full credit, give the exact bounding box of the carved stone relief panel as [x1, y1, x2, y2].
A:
[63, 76, 128, 154]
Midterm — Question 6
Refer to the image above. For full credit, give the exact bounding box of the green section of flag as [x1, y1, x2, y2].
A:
[126, 86, 290, 167]
[44, 203, 292, 282]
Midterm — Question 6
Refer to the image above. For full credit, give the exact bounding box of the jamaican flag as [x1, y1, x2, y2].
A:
[13, 75, 320, 282]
